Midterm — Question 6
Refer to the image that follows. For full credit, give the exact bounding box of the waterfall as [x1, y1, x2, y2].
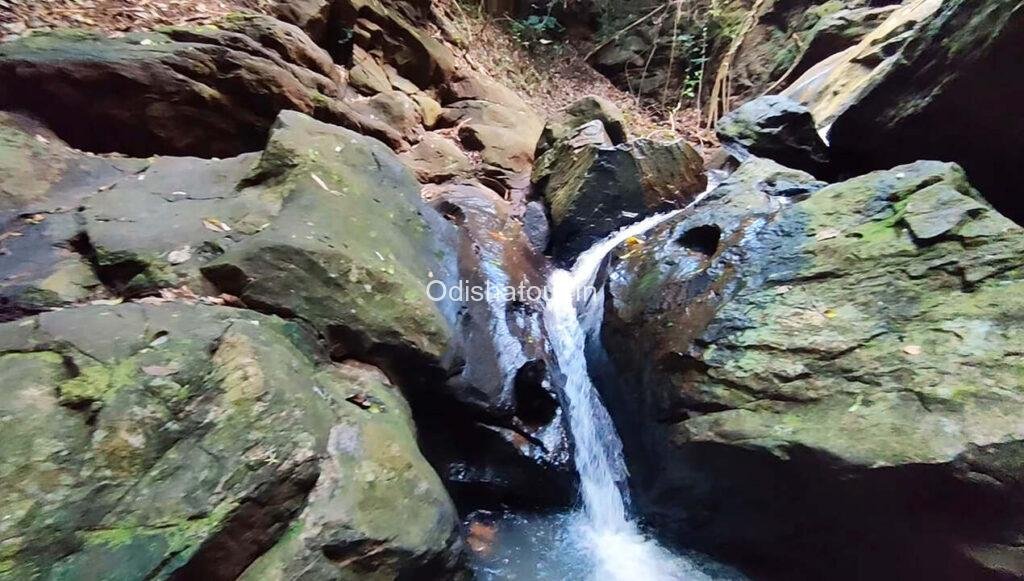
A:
[543, 211, 711, 581]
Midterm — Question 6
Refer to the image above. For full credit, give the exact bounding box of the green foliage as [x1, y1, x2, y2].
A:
[673, 30, 708, 100]
[509, 14, 564, 46]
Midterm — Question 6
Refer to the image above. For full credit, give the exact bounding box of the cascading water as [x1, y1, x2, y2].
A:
[544, 211, 711, 581]
[469, 189, 740, 581]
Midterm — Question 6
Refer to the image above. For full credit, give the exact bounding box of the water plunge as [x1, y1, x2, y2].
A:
[471, 211, 729, 580]
[545, 211, 713, 581]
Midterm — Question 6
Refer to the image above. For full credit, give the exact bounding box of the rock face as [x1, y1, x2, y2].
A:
[534, 100, 706, 262]
[716, 95, 831, 178]
[601, 158, 1024, 579]
[0, 16, 407, 156]
[785, 4, 901, 83]
[0, 303, 462, 579]
[824, 0, 1024, 223]
[422, 182, 576, 507]
[0, 103, 577, 508]
[779, 0, 1024, 222]
[587, 0, 879, 105]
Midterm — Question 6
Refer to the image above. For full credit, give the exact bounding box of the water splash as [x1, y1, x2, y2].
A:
[544, 211, 712, 581]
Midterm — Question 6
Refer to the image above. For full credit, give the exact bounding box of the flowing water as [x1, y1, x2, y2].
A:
[544, 211, 708, 581]
[471, 209, 742, 580]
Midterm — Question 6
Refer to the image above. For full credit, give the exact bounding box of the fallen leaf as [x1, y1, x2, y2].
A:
[903, 344, 923, 356]
[815, 228, 841, 241]
[311, 173, 330, 192]
[142, 365, 179, 377]
[137, 296, 170, 305]
[624, 236, 643, 248]
[24, 214, 46, 225]
[823, 308, 838, 319]
[774, 285, 793, 295]
[90, 298, 124, 306]
[167, 245, 192, 265]
[467, 521, 497, 555]
[202, 217, 231, 233]
[218, 293, 243, 306]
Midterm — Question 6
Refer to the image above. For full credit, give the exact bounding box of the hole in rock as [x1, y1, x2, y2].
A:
[513, 360, 557, 429]
[678, 224, 722, 256]
[435, 201, 467, 226]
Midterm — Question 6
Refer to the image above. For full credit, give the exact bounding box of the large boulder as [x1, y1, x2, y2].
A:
[0, 302, 462, 579]
[421, 182, 575, 507]
[824, 0, 1024, 223]
[25, 110, 458, 380]
[601, 158, 1024, 579]
[0, 108, 579, 510]
[0, 112, 147, 318]
[716, 95, 831, 178]
[400, 133, 473, 183]
[439, 100, 545, 175]
[534, 113, 705, 262]
[781, 0, 943, 131]
[0, 16, 404, 156]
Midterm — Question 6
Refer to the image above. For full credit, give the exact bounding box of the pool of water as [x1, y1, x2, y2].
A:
[467, 511, 747, 581]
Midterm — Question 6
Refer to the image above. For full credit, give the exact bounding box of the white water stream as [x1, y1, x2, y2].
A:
[543, 211, 712, 581]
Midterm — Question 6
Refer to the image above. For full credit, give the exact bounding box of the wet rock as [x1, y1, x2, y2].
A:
[0, 16, 404, 157]
[533, 120, 706, 262]
[716, 95, 831, 178]
[423, 182, 575, 507]
[0, 302, 463, 579]
[602, 159, 1024, 579]
[400, 133, 473, 183]
[522, 201, 551, 253]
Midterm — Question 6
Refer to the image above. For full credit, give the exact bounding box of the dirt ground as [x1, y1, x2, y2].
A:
[435, 0, 717, 151]
[0, 0, 273, 33]
[0, 0, 716, 152]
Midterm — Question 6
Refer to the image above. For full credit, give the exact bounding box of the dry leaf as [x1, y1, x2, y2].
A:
[311, 173, 330, 191]
[202, 217, 231, 233]
[24, 214, 46, 225]
[90, 298, 124, 306]
[903, 345, 923, 356]
[167, 245, 192, 264]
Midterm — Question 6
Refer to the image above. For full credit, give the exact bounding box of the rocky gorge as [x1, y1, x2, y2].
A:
[0, 0, 1022, 579]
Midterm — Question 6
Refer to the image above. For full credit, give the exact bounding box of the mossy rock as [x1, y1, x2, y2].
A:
[602, 159, 1024, 578]
[0, 302, 461, 579]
